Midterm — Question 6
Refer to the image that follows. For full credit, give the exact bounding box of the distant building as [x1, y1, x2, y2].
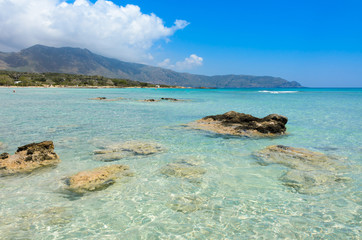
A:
[14, 81, 22, 84]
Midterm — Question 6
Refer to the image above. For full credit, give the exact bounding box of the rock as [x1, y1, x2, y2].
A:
[93, 152, 129, 162]
[20, 207, 73, 226]
[0, 152, 9, 159]
[0, 141, 60, 176]
[160, 160, 206, 181]
[94, 141, 164, 161]
[93, 149, 115, 155]
[254, 145, 340, 171]
[280, 169, 350, 194]
[65, 164, 130, 193]
[188, 111, 288, 137]
[160, 98, 180, 101]
[141, 98, 184, 102]
[142, 99, 160, 102]
[89, 97, 107, 100]
[89, 97, 123, 101]
[168, 195, 207, 213]
[0, 141, 5, 150]
[254, 145, 349, 194]
[120, 141, 163, 155]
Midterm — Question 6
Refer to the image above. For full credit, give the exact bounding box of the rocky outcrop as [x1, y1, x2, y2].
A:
[142, 99, 160, 102]
[254, 145, 349, 194]
[89, 97, 124, 101]
[160, 98, 180, 101]
[0, 141, 60, 176]
[188, 111, 288, 137]
[141, 98, 184, 102]
[89, 97, 107, 100]
[64, 164, 131, 193]
[94, 141, 164, 162]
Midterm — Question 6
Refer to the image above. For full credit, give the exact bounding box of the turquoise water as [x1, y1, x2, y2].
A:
[0, 87, 361, 239]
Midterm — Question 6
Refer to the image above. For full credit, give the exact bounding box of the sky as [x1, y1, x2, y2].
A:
[0, 0, 361, 87]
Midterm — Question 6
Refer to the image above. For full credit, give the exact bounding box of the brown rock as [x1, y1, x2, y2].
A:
[142, 99, 160, 102]
[89, 97, 107, 100]
[65, 164, 130, 193]
[0, 141, 60, 176]
[89, 97, 124, 101]
[160, 98, 180, 101]
[188, 111, 288, 137]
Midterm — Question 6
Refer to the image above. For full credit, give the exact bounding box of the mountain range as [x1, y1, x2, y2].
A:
[0, 45, 302, 88]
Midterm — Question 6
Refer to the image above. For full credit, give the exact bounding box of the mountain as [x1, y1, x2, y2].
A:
[0, 45, 302, 88]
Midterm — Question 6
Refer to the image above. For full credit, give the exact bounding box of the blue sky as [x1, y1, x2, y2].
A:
[1, 0, 361, 87]
[118, 0, 362, 87]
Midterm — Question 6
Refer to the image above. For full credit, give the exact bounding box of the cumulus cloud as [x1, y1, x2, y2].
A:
[159, 54, 203, 71]
[0, 0, 189, 62]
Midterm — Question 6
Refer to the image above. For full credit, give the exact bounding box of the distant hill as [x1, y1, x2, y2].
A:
[0, 45, 302, 88]
[0, 70, 170, 88]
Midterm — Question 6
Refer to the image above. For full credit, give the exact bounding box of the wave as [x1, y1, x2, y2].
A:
[258, 90, 299, 94]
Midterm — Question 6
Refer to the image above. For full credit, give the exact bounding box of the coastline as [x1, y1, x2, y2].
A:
[0, 85, 192, 89]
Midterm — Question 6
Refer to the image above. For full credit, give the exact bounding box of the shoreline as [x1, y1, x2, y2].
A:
[0, 85, 192, 89]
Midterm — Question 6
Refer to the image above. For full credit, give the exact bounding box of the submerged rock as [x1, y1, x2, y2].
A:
[0, 141, 5, 150]
[160, 159, 206, 181]
[19, 207, 73, 227]
[120, 141, 163, 155]
[94, 141, 164, 161]
[254, 145, 340, 171]
[0, 141, 60, 176]
[280, 169, 350, 194]
[168, 195, 207, 213]
[65, 164, 130, 193]
[254, 145, 348, 194]
[188, 111, 288, 137]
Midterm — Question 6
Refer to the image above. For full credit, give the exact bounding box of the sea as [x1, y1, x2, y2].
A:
[0, 87, 361, 239]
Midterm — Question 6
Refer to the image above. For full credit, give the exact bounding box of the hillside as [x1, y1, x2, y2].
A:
[0, 70, 169, 88]
[0, 45, 302, 88]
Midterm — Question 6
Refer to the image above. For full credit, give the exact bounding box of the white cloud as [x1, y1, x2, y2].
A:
[159, 54, 203, 71]
[0, 0, 189, 62]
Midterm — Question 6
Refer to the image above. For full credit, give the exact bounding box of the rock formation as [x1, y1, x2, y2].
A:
[0, 141, 60, 176]
[64, 164, 131, 193]
[142, 99, 160, 102]
[168, 195, 207, 213]
[188, 111, 288, 137]
[160, 98, 180, 101]
[254, 145, 349, 194]
[141, 98, 184, 102]
[94, 141, 164, 162]
[160, 159, 206, 181]
[89, 97, 124, 101]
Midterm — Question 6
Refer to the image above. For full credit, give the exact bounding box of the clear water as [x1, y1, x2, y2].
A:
[0, 87, 361, 239]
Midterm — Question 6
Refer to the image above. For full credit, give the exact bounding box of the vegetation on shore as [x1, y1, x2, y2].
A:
[0, 70, 171, 88]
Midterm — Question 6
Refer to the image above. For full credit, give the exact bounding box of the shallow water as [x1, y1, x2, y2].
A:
[0, 87, 361, 239]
